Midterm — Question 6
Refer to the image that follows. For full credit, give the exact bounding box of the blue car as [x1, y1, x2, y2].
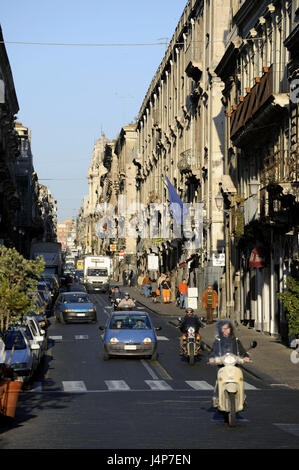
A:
[54, 291, 97, 324]
[100, 310, 161, 360]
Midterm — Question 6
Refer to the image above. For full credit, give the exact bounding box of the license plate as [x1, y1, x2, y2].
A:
[124, 345, 136, 350]
[77, 313, 85, 317]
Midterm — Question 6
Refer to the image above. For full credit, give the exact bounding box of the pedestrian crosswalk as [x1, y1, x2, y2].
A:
[30, 379, 260, 393]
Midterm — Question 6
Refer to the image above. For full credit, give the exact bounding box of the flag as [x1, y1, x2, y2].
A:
[164, 174, 187, 225]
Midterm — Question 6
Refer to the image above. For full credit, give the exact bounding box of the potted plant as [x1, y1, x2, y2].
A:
[0, 246, 44, 419]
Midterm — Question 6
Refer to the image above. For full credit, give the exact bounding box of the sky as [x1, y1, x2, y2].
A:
[1, 0, 187, 222]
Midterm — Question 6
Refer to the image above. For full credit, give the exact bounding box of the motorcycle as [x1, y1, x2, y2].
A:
[170, 317, 205, 365]
[181, 326, 202, 365]
[210, 341, 257, 426]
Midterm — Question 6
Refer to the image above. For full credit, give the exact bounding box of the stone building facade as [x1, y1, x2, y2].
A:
[134, 0, 232, 302]
[215, 0, 299, 339]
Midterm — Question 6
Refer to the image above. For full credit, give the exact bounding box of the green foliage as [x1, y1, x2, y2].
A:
[277, 277, 299, 337]
[0, 246, 45, 336]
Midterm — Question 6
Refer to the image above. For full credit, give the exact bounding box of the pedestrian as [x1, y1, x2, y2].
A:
[151, 278, 159, 303]
[122, 269, 128, 286]
[178, 278, 188, 309]
[142, 273, 152, 298]
[202, 284, 218, 324]
[157, 273, 166, 298]
[161, 276, 171, 303]
[129, 269, 135, 287]
[137, 272, 145, 294]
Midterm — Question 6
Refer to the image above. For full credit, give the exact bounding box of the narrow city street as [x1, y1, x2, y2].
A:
[1, 292, 298, 450]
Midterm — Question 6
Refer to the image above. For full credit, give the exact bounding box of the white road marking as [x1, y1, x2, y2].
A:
[75, 335, 89, 340]
[62, 381, 87, 392]
[141, 359, 159, 380]
[49, 336, 63, 341]
[244, 382, 259, 390]
[273, 424, 299, 438]
[186, 380, 214, 391]
[105, 380, 131, 391]
[145, 380, 173, 391]
[157, 336, 169, 341]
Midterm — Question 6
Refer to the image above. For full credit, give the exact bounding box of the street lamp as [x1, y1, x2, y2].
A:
[215, 191, 224, 211]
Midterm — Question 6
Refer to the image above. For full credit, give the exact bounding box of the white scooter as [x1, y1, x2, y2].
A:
[211, 341, 257, 426]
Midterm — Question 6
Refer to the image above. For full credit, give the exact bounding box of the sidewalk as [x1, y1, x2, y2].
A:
[123, 285, 299, 390]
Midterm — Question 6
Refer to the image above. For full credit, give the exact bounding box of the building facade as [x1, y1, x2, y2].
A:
[215, 0, 299, 339]
[134, 0, 232, 302]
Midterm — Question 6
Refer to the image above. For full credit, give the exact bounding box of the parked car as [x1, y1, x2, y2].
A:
[1, 327, 40, 382]
[24, 315, 48, 357]
[37, 281, 53, 315]
[26, 310, 50, 330]
[54, 291, 97, 324]
[41, 274, 59, 300]
[99, 310, 161, 361]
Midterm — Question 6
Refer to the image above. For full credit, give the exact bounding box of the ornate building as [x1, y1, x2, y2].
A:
[215, 0, 299, 339]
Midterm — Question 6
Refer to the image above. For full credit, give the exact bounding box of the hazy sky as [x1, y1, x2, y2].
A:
[1, 0, 187, 221]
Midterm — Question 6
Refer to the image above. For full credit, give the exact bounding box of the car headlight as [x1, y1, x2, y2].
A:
[143, 337, 152, 344]
[88, 308, 96, 312]
[110, 337, 119, 344]
[64, 309, 75, 313]
[223, 354, 237, 366]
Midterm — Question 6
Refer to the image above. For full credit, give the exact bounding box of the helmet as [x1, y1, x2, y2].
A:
[186, 308, 193, 313]
[124, 292, 130, 297]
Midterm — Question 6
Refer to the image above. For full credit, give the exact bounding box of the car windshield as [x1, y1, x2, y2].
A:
[5, 330, 26, 350]
[87, 268, 108, 277]
[62, 294, 89, 303]
[110, 314, 151, 330]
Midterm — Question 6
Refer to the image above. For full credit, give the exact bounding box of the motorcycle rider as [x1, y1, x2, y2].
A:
[209, 319, 250, 407]
[179, 308, 204, 352]
[118, 292, 136, 309]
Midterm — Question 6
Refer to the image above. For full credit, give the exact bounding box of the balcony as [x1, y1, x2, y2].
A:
[229, 65, 289, 147]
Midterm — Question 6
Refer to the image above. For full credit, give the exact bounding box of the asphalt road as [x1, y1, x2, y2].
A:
[1, 288, 299, 451]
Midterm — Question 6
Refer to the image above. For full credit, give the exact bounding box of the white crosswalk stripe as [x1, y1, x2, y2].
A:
[31, 379, 260, 393]
[244, 382, 259, 390]
[157, 336, 169, 341]
[145, 380, 173, 390]
[105, 380, 131, 391]
[62, 381, 87, 392]
[185, 380, 214, 390]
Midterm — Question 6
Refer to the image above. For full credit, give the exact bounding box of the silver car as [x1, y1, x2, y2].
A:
[0, 327, 40, 382]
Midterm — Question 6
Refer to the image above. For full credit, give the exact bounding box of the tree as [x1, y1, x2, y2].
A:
[277, 276, 299, 338]
[0, 246, 45, 337]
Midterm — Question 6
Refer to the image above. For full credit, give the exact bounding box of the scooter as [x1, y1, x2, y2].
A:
[210, 341, 257, 426]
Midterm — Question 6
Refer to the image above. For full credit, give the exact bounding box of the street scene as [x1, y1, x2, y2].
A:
[0, 0, 299, 454]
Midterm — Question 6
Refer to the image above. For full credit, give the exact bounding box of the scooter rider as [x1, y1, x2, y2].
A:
[209, 319, 250, 407]
[118, 292, 136, 309]
[208, 319, 250, 364]
[179, 308, 204, 351]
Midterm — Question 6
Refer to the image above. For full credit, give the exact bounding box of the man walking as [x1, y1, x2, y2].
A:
[202, 285, 218, 324]
[178, 279, 188, 309]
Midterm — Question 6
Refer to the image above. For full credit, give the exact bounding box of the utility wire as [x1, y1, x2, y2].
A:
[0, 40, 167, 47]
